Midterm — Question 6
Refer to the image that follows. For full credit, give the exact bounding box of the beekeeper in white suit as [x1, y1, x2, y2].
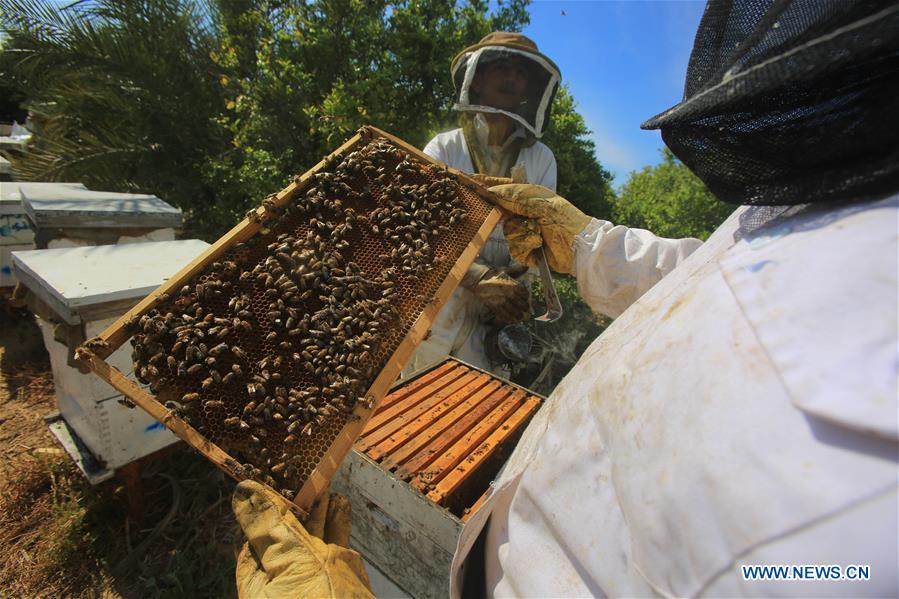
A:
[403, 31, 562, 377]
[230, 2, 898, 597]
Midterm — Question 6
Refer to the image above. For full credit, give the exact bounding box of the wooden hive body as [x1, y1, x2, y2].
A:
[331, 358, 543, 598]
[11, 240, 209, 480]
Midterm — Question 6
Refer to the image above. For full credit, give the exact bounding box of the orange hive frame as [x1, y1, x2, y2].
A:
[356, 358, 543, 517]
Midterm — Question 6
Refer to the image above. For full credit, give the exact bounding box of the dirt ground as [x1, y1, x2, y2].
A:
[0, 307, 238, 598]
[0, 307, 58, 487]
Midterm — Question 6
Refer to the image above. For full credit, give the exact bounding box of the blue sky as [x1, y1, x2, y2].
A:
[521, 0, 707, 186]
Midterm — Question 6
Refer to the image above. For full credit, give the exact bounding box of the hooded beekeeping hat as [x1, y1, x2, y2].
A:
[642, 0, 899, 206]
[451, 32, 561, 138]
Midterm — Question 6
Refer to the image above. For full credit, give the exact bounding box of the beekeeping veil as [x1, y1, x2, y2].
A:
[642, 0, 899, 206]
[452, 32, 561, 139]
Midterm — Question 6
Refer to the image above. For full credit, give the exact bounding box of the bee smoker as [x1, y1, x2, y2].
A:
[485, 322, 534, 367]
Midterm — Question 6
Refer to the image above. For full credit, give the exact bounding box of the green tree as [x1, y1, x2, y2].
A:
[206, 0, 534, 235]
[2, 0, 617, 246]
[0, 0, 229, 235]
[0, 32, 19, 119]
[1, 0, 532, 237]
[613, 147, 734, 240]
[0, 50, 27, 123]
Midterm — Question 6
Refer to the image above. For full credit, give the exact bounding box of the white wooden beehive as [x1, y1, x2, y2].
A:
[12, 240, 209, 480]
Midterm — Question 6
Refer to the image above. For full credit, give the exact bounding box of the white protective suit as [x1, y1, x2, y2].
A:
[451, 195, 898, 597]
[400, 127, 557, 377]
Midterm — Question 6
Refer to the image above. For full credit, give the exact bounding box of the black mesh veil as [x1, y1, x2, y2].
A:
[642, 0, 899, 206]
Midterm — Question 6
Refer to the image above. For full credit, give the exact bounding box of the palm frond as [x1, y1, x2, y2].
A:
[2, 0, 227, 233]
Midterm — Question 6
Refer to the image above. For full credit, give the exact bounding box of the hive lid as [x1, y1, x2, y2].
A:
[0, 182, 86, 210]
[20, 184, 182, 228]
[12, 239, 209, 324]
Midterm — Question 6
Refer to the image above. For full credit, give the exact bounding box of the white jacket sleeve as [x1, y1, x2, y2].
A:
[573, 218, 702, 318]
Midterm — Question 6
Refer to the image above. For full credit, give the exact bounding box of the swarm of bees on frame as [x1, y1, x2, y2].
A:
[123, 137, 470, 498]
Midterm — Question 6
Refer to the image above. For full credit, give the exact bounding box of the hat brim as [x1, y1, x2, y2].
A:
[452, 41, 561, 80]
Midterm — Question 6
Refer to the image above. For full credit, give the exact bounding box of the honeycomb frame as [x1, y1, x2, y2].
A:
[76, 125, 502, 514]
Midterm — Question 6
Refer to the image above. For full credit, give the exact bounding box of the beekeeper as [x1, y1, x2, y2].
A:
[230, 2, 898, 597]
[403, 31, 562, 377]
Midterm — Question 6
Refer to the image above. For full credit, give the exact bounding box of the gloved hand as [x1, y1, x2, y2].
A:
[488, 184, 593, 274]
[472, 264, 531, 324]
[469, 173, 514, 187]
[232, 480, 374, 599]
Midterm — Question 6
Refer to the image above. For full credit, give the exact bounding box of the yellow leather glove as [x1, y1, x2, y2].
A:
[232, 480, 374, 599]
[468, 173, 514, 187]
[488, 184, 593, 274]
[472, 264, 531, 324]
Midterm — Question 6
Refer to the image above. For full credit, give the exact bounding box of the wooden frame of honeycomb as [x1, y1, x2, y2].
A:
[75, 126, 501, 514]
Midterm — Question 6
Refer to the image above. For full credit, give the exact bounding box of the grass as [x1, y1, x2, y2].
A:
[0, 448, 239, 598]
[0, 306, 240, 597]
[0, 455, 120, 596]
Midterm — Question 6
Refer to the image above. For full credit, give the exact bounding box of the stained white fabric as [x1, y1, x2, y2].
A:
[449, 195, 899, 598]
[401, 128, 557, 377]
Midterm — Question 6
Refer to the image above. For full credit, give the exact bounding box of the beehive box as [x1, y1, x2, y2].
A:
[76, 126, 501, 513]
[331, 358, 544, 598]
[14, 181, 182, 248]
[12, 240, 210, 481]
[0, 180, 39, 286]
